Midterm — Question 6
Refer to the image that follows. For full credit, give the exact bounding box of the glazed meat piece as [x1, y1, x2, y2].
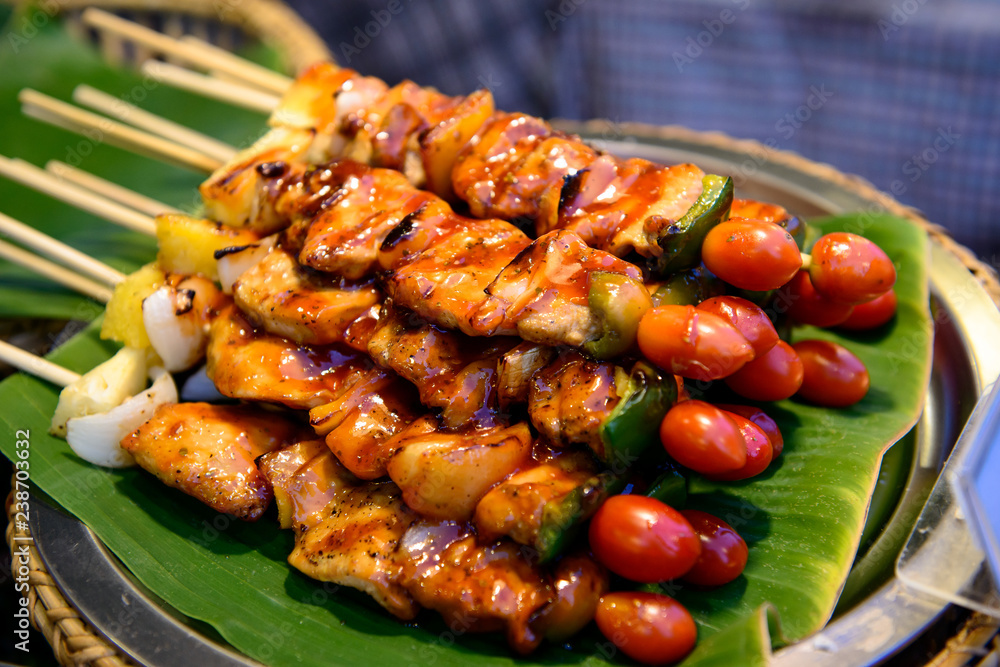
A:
[308, 369, 424, 479]
[568, 161, 705, 258]
[474, 447, 598, 546]
[288, 474, 420, 620]
[385, 416, 533, 521]
[398, 520, 553, 654]
[450, 112, 554, 220]
[233, 247, 381, 346]
[496, 342, 556, 409]
[493, 133, 600, 221]
[294, 163, 437, 279]
[730, 197, 792, 222]
[257, 438, 333, 530]
[366, 306, 518, 429]
[382, 218, 530, 335]
[199, 127, 314, 231]
[206, 304, 375, 410]
[121, 402, 309, 520]
[528, 351, 625, 452]
[270, 61, 487, 188]
[473, 230, 644, 348]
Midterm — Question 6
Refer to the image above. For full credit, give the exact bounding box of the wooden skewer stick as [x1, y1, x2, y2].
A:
[0, 239, 113, 305]
[19, 89, 222, 174]
[0, 156, 158, 236]
[178, 35, 293, 95]
[72, 85, 238, 164]
[0, 339, 80, 387]
[0, 211, 126, 287]
[45, 161, 181, 218]
[81, 9, 292, 95]
[141, 60, 280, 115]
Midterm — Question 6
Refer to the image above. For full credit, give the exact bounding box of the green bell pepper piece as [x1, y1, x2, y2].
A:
[654, 174, 734, 276]
[534, 471, 625, 563]
[597, 361, 678, 473]
[652, 264, 726, 306]
[584, 272, 653, 360]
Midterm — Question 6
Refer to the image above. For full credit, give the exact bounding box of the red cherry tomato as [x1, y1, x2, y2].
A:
[595, 592, 697, 665]
[588, 495, 701, 583]
[638, 305, 754, 381]
[838, 289, 898, 330]
[723, 340, 804, 402]
[696, 295, 779, 357]
[660, 400, 747, 474]
[680, 510, 749, 587]
[809, 233, 896, 305]
[778, 270, 854, 327]
[708, 412, 773, 481]
[716, 404, 784, 457]
[794, 339, 870, 407]
[701, 217, 803, 291]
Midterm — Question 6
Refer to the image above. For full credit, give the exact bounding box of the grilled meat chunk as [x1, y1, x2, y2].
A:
[385, 417, 533, 521]
[206, 305, 374, 410]
[233, 247, 380, 346]
[367, 306, 518, 429]
[121, 402, 309, 520]
[528, 352, 625, 452]
[398, 520, 552, 654]
[288, 474, 420, 620]
[308, 369, 423, 480]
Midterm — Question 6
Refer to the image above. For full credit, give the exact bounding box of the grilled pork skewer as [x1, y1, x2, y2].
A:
[201, 62, 733, 268]
[201, 154, 651, 358]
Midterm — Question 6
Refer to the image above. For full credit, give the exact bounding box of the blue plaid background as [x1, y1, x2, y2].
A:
[289, 0, 1000, 264]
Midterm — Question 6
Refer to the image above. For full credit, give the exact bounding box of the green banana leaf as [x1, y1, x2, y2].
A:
[0, 212, 930, 666]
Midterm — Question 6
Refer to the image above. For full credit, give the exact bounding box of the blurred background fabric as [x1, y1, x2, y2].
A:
[287, 0, 1000, 264]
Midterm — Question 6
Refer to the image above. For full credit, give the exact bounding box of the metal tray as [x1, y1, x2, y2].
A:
[29, 129, 1000, 666]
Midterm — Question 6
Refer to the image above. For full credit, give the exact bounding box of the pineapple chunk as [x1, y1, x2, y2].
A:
[100, 263, 164, 349]
[156, 214, 260, 280]
[49, 346, 147, 438]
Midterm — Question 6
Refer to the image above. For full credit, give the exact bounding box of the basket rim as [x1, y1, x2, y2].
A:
[16, 0, 332, 73]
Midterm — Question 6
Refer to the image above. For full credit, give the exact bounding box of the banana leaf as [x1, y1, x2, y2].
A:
[0, 212, 930, 666]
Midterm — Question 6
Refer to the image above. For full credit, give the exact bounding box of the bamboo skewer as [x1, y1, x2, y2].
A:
[0, 339, 80, 387]
[141, 60, 281, 115]
[81, 9, 292, 95]
[178, 35, 293, 95]
[19, 89, 222, 174]
[0, 156, 158, 236]
[0, 239, 113, 305]
[0, 212, 125, 287]
[44, 161, 181, 218]
[72, 85, 238, 164]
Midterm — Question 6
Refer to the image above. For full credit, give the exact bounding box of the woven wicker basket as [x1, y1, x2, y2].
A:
[3, 3, 999, 666]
